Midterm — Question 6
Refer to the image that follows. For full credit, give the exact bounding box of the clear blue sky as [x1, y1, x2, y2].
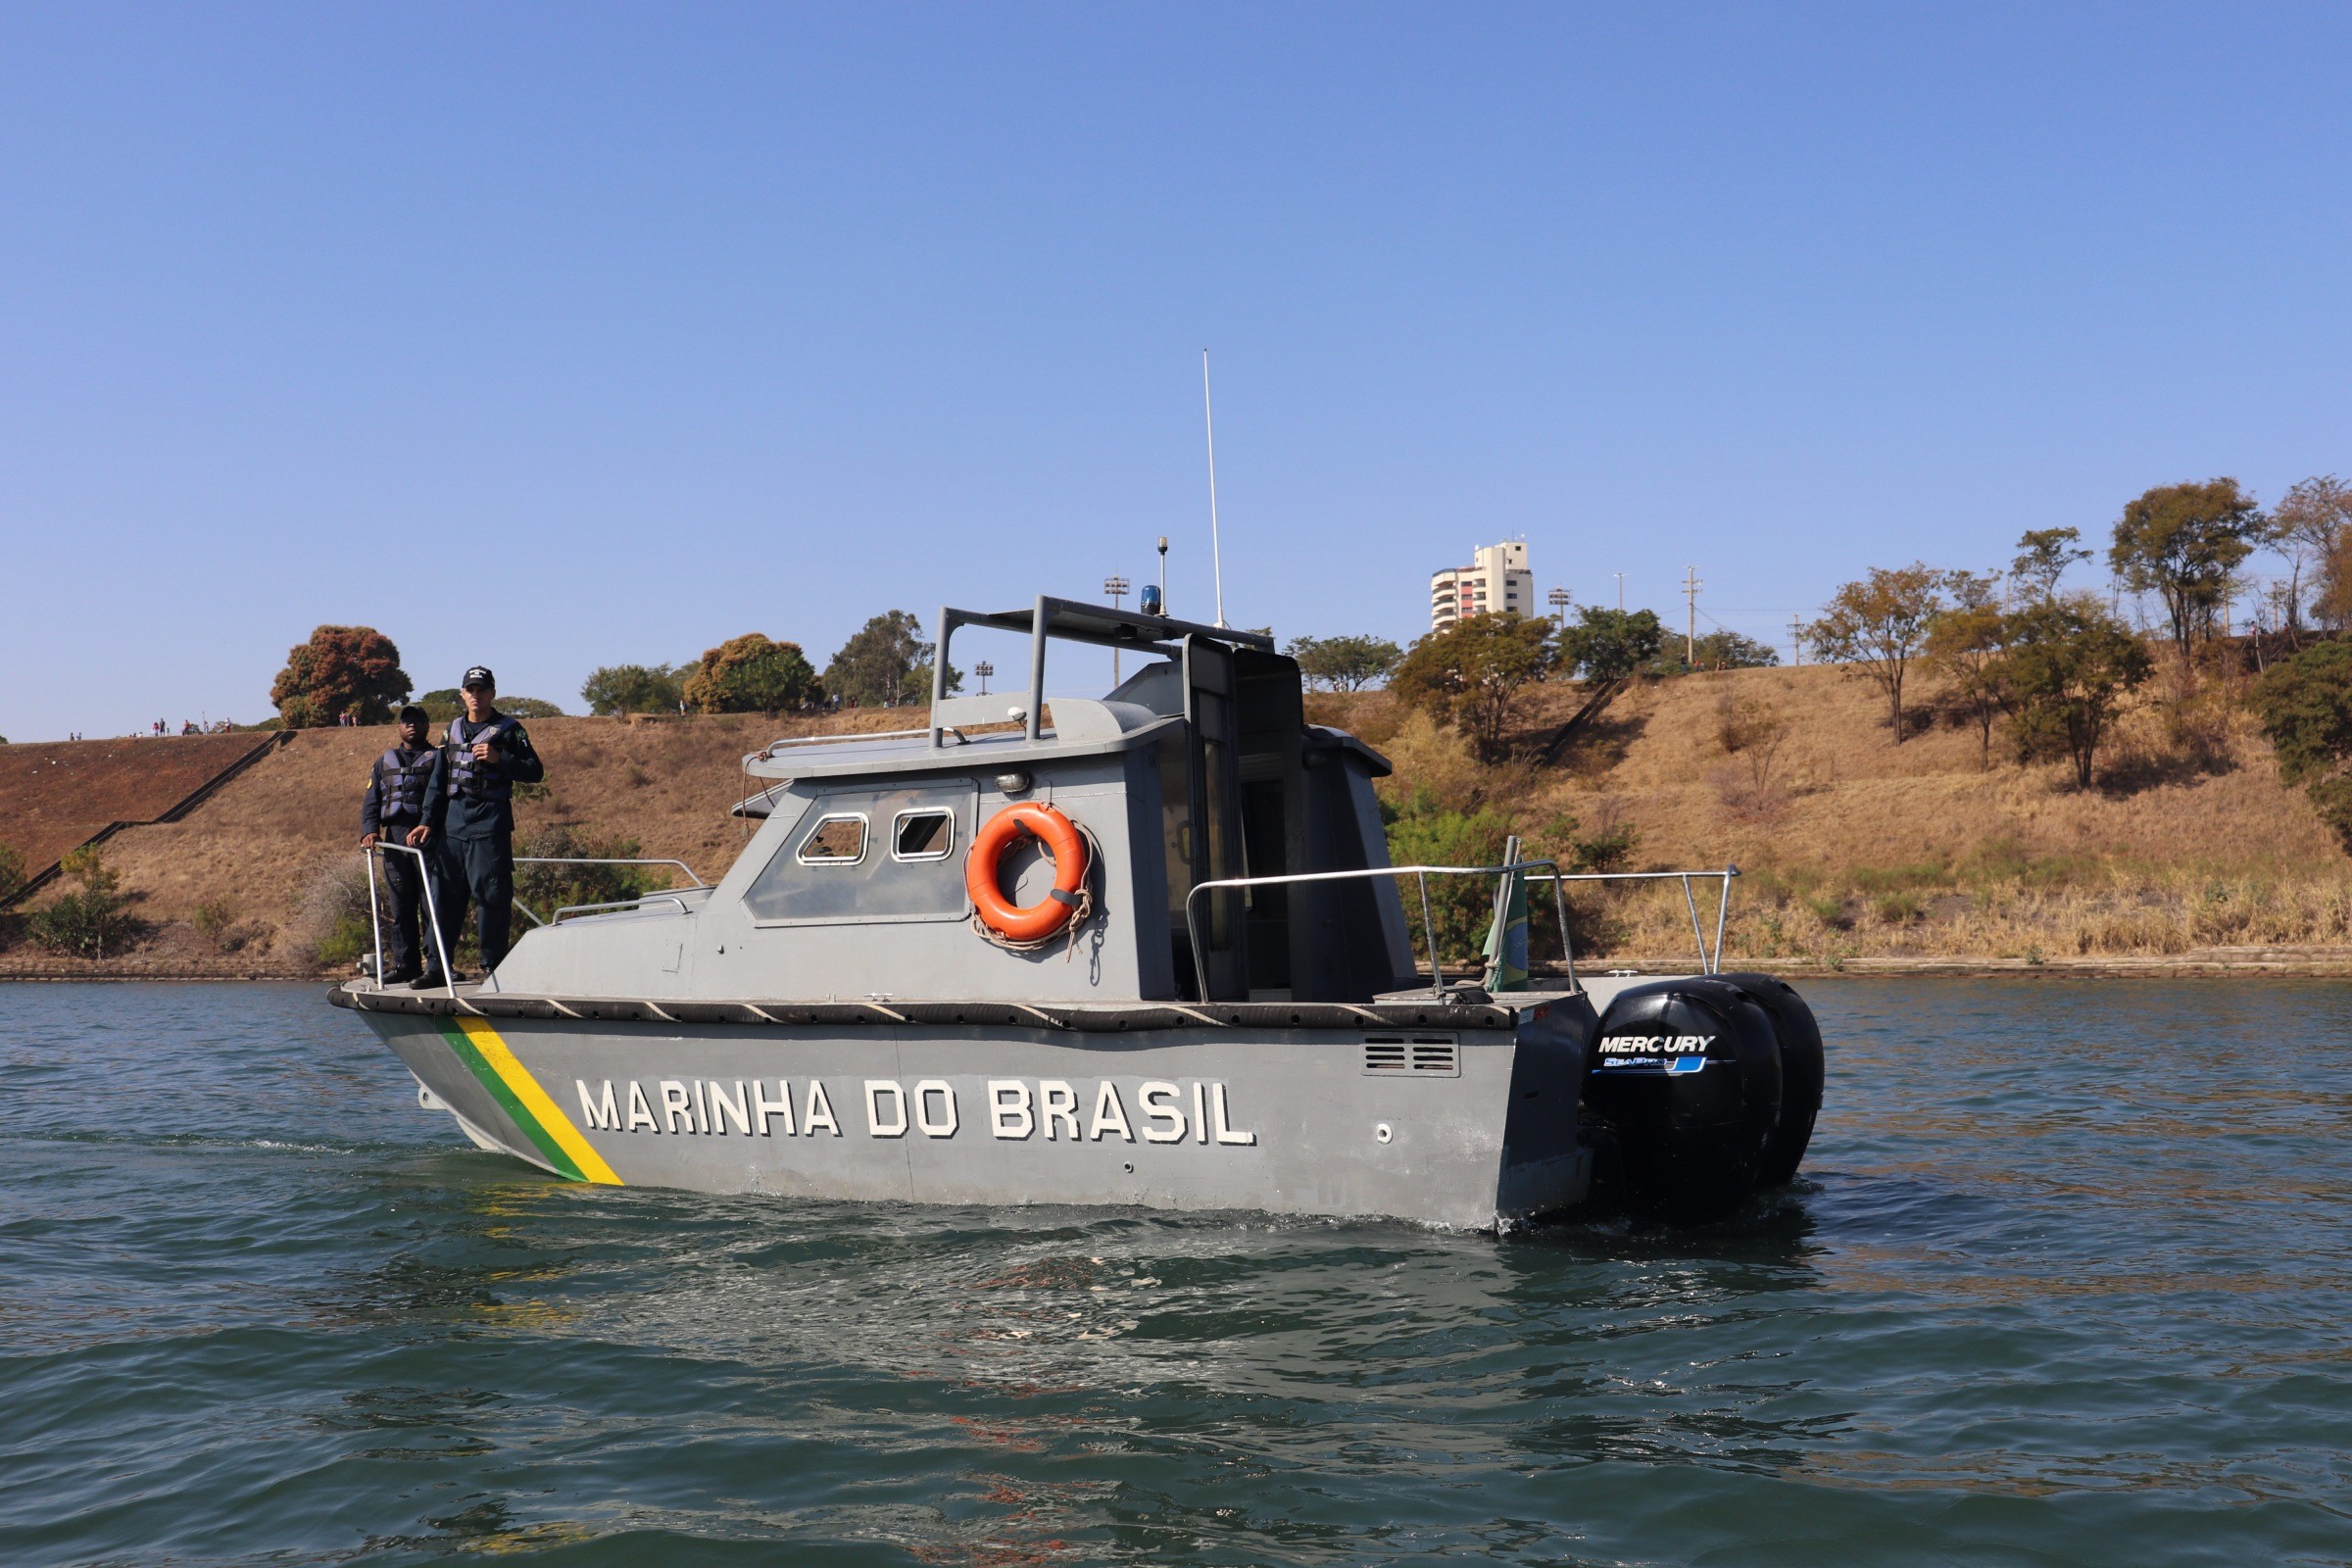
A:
[4, 3, 2348, 740]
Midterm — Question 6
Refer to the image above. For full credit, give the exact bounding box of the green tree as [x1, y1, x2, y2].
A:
[2276, 475, 2352, 632]
[269, 625, 412, 727]
[823, 612, 960, 708]
[581, 663, 686, 715]
[416, 688, 462, 722]
[1926, 571, 2010, 766]
[2010, 526, 2090, 602]
[682, 634, 823, 714]
[497, 697, 564, 718]
[1807, 564, 1949, 742]
[2250, 640, 2352, 851]
[1684, 629, 1779, 672]
[1286, 633, 1402, 692]
[0, 841, 24, 903]
[1554, 607, 1664, 681]
[2004, 594, 2152, 788]
[2108, 478, 2264, 658]
[1390, 614, 1555, 760]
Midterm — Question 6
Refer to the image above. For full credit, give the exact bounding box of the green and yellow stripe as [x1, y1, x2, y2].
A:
[434, 1014, 622, 1185]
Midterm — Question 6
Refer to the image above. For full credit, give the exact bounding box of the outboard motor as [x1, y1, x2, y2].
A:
[1715, 972, 1826, 1188]
[1581, 977, 1795, 1221]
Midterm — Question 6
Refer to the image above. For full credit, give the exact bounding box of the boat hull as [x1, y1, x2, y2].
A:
[344, 992, 1592, 1229]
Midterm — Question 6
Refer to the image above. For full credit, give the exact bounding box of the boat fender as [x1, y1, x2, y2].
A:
[1711, 972, 1825, 1189]
[967, 802, 1093, 945]
[1580, 978, 1783, 1221]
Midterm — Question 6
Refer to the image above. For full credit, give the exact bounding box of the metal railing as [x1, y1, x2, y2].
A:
[552, 891, 702, 923]
[1180, 861, 1741, 1002]
[1525, 866, 1740, 978]
[757, 727, 932, 761]
[1184, 860, 1577, 1002]
[363, 842, 461, 998]
[514, 855, 706, 887]
[362, 851, 713, 993]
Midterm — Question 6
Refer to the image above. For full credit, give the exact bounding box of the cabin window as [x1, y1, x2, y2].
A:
[746, 783, 977, 924]
[797, 814, 868, 865]
[893, 808, 955, 861]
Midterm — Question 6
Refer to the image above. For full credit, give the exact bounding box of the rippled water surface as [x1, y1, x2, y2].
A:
[3, 980, 2349, 1565]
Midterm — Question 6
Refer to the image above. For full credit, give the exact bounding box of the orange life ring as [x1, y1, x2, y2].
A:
[966, 802, 1090, 943]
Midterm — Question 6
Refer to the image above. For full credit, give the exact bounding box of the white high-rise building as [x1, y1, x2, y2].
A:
[1429, 539, 1533, 630]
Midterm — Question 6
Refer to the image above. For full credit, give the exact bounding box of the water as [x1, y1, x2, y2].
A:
[2, 981, 2348, 1566]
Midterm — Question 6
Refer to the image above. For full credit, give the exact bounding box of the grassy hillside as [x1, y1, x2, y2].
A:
[0, 709, 916, 977]
[0, 732, 280, 875]
[1313, 660, 2352, 966]
[5, 664, 2348, 978]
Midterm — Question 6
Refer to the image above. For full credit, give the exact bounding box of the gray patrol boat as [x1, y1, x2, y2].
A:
[331, 598, 1824, 1228]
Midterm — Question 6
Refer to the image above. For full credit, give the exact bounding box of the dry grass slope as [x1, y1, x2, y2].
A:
[1314, 662, 2352, 966]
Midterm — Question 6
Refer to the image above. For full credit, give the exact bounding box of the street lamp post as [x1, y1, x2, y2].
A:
[974, 661, 994, 697]
[1104, 573, 1131, 684]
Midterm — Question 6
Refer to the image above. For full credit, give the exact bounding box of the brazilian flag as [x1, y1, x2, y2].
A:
[1481, 833, 1530, 993]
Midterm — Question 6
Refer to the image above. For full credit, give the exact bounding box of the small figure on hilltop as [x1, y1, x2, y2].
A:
[416, 666, 544, 988]
[360, 705, 444, 985]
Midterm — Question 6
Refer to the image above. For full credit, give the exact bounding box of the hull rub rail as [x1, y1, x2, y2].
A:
[327, 985, 1522, 1033]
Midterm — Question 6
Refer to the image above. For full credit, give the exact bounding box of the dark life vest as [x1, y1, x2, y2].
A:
[372, 746, 436, 823]
[444, 714, 523, 801]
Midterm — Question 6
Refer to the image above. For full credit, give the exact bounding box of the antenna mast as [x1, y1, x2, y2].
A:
[1202, 350, 1228, 627]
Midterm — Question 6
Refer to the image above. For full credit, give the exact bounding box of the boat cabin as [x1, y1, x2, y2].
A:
[493, 598, 1419, 1004]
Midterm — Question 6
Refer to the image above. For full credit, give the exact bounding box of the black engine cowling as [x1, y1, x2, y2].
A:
[1580, 978, 1788, 1221]
[1715, 972, 1825, 1188]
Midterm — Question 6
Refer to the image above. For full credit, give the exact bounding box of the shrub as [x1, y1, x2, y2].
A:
[0, 842, 24, 904]
[514, 826, 672, 924]
[1381, 788, 1639, 966]
[26, 848, 142, 958]
[1666, 628, 1779, 673]
[295, 858, 377, 970]
[2252, 641, 2352, 852]
[1873, 891, 1926, 925]
[194, 897, 236, 944]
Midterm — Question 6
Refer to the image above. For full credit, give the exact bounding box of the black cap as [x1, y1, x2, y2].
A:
[397, 705, 428, 724]
[462, 665, 495, 690]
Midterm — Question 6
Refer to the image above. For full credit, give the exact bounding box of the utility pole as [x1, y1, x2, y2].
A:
[1682, 566, 1701, 665]
[1103, 574, 1130, 683]
[1613, 572, 1626, 612]
[1788, 614, 1805, 666]
[1546, 586, 1571, 625]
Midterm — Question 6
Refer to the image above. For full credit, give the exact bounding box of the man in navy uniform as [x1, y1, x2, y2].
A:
[359, 704, 445, 985]
[417, 665, 544, 987]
